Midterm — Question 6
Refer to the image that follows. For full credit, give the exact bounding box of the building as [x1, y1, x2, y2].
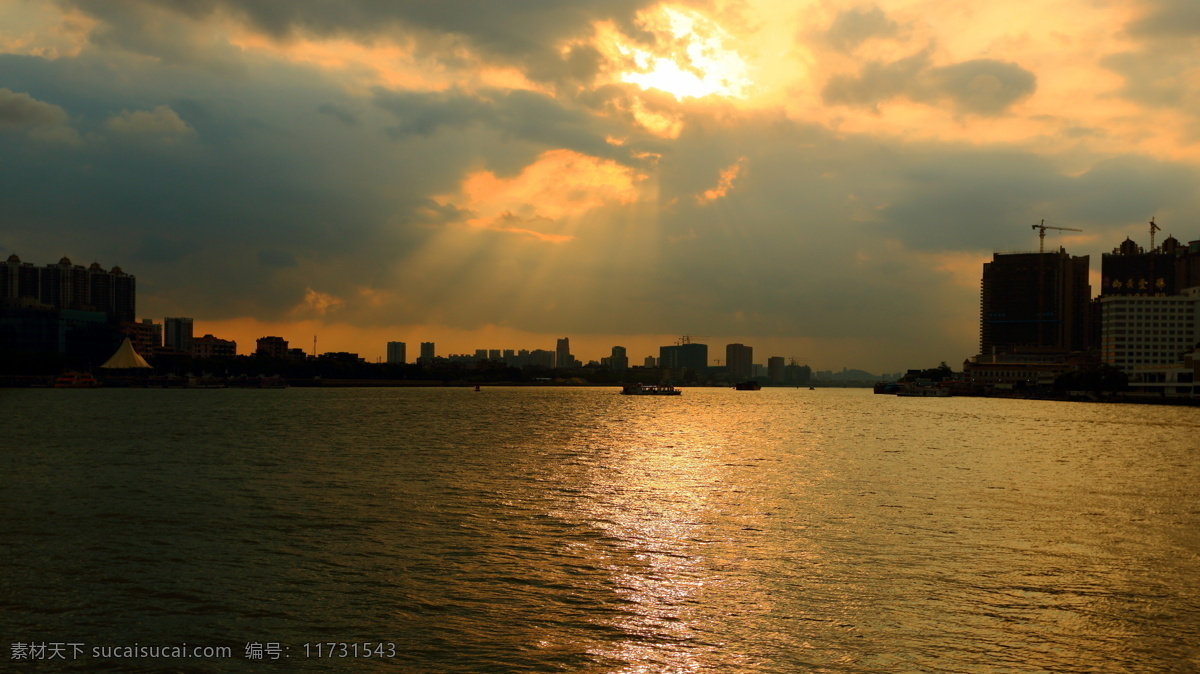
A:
[164, 317, 194, 354]
[556, 338, 574, 369]
[121, 319, 161, 357]
[386, 341, 406, 364]
[980, 250, 1091, 355]
[419, 342, 435, 363]
[768, 356, 785, 383]
[256, 335, 290, 358]
[726, 343, 753, 380]
[608, 346, 629, 370]
[660, 342, 708, 373]
[1098, 287, 1200, 373]
[1, 254, 135, 323]
[191, 334, 237, 358]
[1101, 236, 1178, 297]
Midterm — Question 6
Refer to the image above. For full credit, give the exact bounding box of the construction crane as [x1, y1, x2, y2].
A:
[1149, 217, 1160, 252]
[1031, 219, 1083, 254]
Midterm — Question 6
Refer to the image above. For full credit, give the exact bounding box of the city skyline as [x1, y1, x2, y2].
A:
[4, 1, 1200, 373]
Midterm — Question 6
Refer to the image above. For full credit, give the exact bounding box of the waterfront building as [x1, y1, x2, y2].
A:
[191, 334, 237, 358]
[121, 319, 161, 357]
[419, 342, 435, 363]
[1124, 345, 1200, 398]
[256, 335, 289, 358]
[386, 341, 406, 364]
[1, 254, 135, 323]
[659, 342, 708, 373]
[768, 356, 785, 383]
[726, 343, 753, 380]
[164, 317, 194, 353]
[1098, 287, 1200, 372]
[1101, 236, 1178, 297]
[980, 250, 1091, 355]
[475, 349, 488, 360]
[556, 338, 573, 369]
[609, 346, 629, 370]
[963, 354, 1080, 392]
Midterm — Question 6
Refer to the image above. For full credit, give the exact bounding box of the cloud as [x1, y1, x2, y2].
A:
[103, 104, 194, 139]
[824, 5, 900, 52]
[0, 87, 77, 141]
[1126, 0, 1200, 38]
[434, 148, 643, 240]
[0, 87, 69, 126]
[823, 51, 1036, 116]
[695, 156, 746, 204]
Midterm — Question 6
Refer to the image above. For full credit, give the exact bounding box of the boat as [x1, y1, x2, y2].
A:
[620, 383, 682, 395]
[896, 385, 951, 397]
[734, 381, 761, 390]
[54, 371, 99, 388]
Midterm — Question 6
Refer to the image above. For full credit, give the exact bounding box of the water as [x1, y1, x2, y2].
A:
[2, 387, 1198, 672]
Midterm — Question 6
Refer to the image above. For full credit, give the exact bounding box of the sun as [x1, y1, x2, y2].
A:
[616, 6, 751, 100]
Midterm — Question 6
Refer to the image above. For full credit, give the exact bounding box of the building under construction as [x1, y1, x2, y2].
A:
[979, 249, 1092, 355]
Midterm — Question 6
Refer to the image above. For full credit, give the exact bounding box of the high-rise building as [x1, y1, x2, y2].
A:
[768, 356, 785, 383]
[556, 337, 574, 369]
[164, 317, 194, 353]
[386, 341, 406, 364]
[726, 343, 753, 380]
[980, 250, 1091, 355]
[1099, 287, 1200, 372]
[420, 342, 435, 363]
[1101, 236, 1177, 297]
[609, 346, 629, 370]
[0, 255, 134, 322]
[660, 342, 708, 373]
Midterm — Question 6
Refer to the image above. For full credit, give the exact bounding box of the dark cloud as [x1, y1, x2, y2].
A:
[824, 5, 900, 52]
[1127, 0, 1200, 38]
[0, 88, 70, 128]
[373, 87, 629, 166]
[316, 103, 359, 127]
[823, 52, 1036, 116]
[61, 0, 655, 84]
[822, 50, 930, 110]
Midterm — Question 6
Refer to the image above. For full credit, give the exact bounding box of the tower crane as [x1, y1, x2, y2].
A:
[1149, 217, 1160, 252]
[1031, 219, 1083, 254]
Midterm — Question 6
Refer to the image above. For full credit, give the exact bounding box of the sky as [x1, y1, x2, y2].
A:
[2, 0, 1199, 373]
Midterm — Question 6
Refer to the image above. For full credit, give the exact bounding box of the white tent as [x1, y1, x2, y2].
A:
[100, 337, 152, 369]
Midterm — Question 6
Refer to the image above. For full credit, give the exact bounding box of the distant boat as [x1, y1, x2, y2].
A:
[734, 381, 761, 390]
[620, 383, 681, 396]
[55, 371, 99, 388]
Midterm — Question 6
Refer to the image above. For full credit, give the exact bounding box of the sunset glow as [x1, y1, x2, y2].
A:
[4, 0, 1200, 371]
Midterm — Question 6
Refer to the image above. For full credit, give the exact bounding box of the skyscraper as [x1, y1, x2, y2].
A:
[556, 337, 572, 369]
[609, 346, 629, 370]
[419, 342, 435, 363]
[660, 342, 708, 373]
[386, 341, 406, 364]
[980, 250, 1091, 354]
[726, 343, 753, 380]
